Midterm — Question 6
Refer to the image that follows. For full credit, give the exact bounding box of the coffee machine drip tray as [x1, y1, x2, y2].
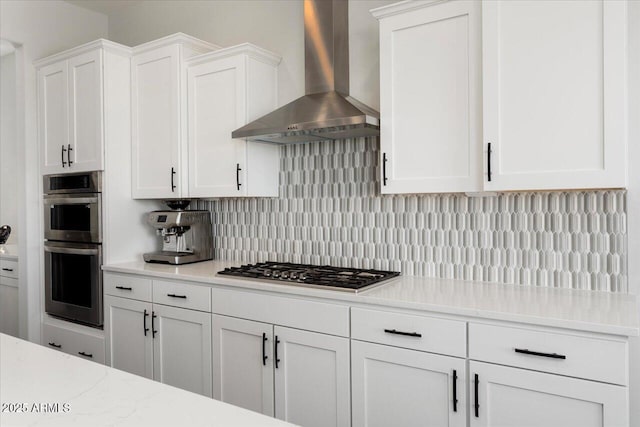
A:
[143, 251, 205, 265]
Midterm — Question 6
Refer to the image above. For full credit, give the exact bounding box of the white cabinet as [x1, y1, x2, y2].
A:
[42, 318, 105, 364]
[350, 308, 467, 427]
[37, 42, 129, 174]
[468, 322, 629, 427]
[211, 289, 351, 427]
[186, 44, 281, 197]
[376, 0, 482, 194]
[373, 0, 628, 193]
[469, 361, 628, 427]
[131, 34, 218, 199]
[0, 259, 19, 337]
[482, 0, 627, 191]
[104, 273, 212, 397]
[352, 341, 466, 427]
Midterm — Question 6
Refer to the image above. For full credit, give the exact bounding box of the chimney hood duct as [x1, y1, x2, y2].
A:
[232, 0, 380, 144]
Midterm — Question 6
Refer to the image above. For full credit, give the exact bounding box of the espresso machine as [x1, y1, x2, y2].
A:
[143, 201, 213, 265]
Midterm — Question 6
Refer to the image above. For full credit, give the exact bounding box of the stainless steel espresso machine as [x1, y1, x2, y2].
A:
[143, 201, 213, 265]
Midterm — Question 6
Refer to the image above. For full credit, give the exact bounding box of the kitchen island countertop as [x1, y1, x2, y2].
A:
[103, 260, 639, 337]
[0, 333, 295, 427]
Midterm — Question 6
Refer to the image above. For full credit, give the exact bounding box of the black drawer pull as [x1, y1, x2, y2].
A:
[487, 142, 492, 182]
[48, 342, 62, 349]
[474, 373, 479, 418]
[274, 336, 281, 369]
[167, 293, 187, 299]
[514, 348, 566, 359]
[2, 268, 13, 272]
[262, 332, 268, 366]
[384, 328, 422, 338]
[78, 351, 93, 358]
[143, 309, 149, 337]
[452, 369, 458, 412]
[116, 286, 132, 291]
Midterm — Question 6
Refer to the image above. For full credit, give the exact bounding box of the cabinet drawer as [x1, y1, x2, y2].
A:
[104, 273, 152, 301]
[351, 308, 467, 357]
[0, 260, 18, 278]
[43, 323, 105, 364]
[153, 280, 211, 312]
[469, 323, 628, 385]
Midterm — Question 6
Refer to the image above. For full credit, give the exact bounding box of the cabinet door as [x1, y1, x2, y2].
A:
[68, 49, 104, 172]
[104, 295, 153, 379]
[153, 304, 212, 397]
[352, 341, 466, 427]
[379, 0, 482, 194]
[469, 361, 628, 427]
[39, 60, 69, 175]
[0, 278, 19, 337]
[187, 55, 247, 197]
[212, 315, 274, 416]
[482, 0, 627, 191]
[131, 45, 182, 198]
[274, 326, 350, 427]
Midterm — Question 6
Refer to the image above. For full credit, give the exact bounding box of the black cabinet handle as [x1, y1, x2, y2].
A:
[152, 311, 157, 338]
[116, 286, 132, 291]
[67, 144, 73, 166]
[474, 373, 479, 418]
[262, 332, 268, 366]
[236, 163, 242, 191]
[61, 145, 67, 167]
[452, 369, 458, 412]
[274, 335, 280, 369]
[78, 351, 93, 358]
[143, 309, 149, 337]
[48, 342, 62, 349]
[514, 348, 566, 360]
[1, 268, 13, 272]
[384, 328, 422, 338]
[487, 143, 492, 182]
[167, 293, 186, 299]
[382, 152, 388, 186]
[171, 167, 176, 192]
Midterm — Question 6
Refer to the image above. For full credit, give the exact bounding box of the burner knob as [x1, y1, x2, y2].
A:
[263, 270, 272, 277]
[299, 273, 308, 281]
[290, 272, 298, 280]
[272, 271, 281, 278]
[281, 271, 289, 279]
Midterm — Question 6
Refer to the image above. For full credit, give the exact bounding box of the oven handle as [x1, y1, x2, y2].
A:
[44, 245, 100, 256]
[43, 196, 100, 205]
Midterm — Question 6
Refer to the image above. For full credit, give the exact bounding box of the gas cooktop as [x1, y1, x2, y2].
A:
[217, 262, 400, 293]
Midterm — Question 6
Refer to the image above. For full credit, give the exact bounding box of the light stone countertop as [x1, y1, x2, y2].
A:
[0, 333, 295, 427]
[103, 260, 640, 337]
[0, 244, 18, 260]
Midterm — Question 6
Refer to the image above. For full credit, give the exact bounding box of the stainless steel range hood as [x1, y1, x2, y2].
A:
[232, 0, 380, 144]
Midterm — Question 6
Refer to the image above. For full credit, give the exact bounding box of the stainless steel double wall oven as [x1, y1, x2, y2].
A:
[43, 171, 103, 327]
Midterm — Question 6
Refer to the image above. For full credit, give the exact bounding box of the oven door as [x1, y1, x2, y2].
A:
[44, 241, 103, 327]
[44, 193, 102, 243]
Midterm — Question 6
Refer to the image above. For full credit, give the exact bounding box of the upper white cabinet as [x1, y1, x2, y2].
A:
[375, 0, 482, 194]
[373, 0, 628, 193]
[37, 41, 129, 174]
[482, 0, 627, 191]
[131, 34, 219, 199]
[186, 44, 281, 197]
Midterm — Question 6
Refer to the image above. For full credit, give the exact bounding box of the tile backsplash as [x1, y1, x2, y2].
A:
[193, 138, 627, 292]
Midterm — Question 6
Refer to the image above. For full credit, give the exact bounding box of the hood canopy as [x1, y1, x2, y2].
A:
[232, 0, 380, 144]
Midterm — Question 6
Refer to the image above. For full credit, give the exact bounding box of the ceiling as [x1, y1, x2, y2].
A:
[65, 0, 144, 16]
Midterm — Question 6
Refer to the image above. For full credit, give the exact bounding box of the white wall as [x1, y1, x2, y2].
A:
[107, 0, 395, 110]
[0, 50, 18, 244]
[0, 0, 108, 341]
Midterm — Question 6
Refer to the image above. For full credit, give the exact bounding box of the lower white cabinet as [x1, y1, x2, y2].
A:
[0, 277, 18, 337]
[104, 294, 212, 397]
[212, 314, 351, 427]
[469, 361, 628, 427]
[42, 319, 105, 364]
[351, 340, 466, 427]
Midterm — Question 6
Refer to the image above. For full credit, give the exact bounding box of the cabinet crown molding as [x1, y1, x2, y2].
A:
[132, 32, 221, 56]
[34, 39, 131, 67]
[185, 43, 282, 68]
[371, 0, 448, 19]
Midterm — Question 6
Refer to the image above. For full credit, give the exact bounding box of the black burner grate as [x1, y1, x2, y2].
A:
[218, 261, 400, 292]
